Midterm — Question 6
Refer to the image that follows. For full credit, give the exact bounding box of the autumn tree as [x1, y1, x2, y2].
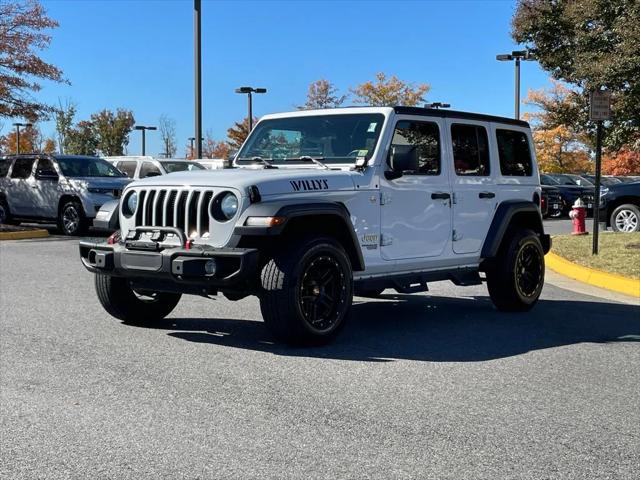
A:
[0, 0, 67, 121]
[0, 126, 38, 154]
[351, 72, 430, 107]
[512, 0, 640, 150]
[42, 137, 55, 153]
[90, 109, 135, 156]
[227, 117, 257, 149]
[603, 149, 640, 176]
[158, 114, 177, 158]
[532, 126, 592, 173]
[202, 132, 231, 159]
[298, 79, 347, 110]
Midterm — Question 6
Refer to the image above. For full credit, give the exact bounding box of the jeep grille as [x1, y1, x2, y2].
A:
[133, 188, 215, 238]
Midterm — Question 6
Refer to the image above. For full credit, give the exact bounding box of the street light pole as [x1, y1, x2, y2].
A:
[12, 122, 33, 155]
[235, 87, 267, 132]
[134, 125, 157, 156]
[496, 50, 533, 120]
[194, 0, 202, 159]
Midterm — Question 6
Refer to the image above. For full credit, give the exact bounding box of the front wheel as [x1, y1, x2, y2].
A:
[58, 200, 87, 236]
[259, 236, 353, 345]
[95, 274, 181, 323]
[610, 204, 640, 233]
[486, 229, 545, 312]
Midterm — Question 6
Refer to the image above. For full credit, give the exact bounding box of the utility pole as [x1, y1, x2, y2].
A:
[134, 125, 157, 156]
[235, 87, 267, 132]
[589, 89, 611, 255]
[496, 50, 534, 120]
[12, 122, 32, 155]
[194, 0, 202, 159]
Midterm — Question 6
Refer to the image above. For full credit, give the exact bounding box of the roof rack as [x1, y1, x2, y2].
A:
[393, 106, 529, 127]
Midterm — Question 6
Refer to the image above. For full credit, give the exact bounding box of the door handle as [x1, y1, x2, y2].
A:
[431, 192, 451, 200]
[479, 192, 495, 199]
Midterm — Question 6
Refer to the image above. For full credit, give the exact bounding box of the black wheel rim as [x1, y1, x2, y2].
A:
[298, 254, 346, 333]
[515, 243, 543, 298]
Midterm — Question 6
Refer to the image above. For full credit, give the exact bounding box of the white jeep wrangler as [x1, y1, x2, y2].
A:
[79, 107, 550, 345]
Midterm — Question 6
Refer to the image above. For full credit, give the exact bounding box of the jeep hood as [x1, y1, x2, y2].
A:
[127, 168, 358, 196]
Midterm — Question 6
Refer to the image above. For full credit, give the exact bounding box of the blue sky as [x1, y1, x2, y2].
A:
[17, 0, 551, 156]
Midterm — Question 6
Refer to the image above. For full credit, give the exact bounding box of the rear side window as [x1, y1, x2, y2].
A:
[10, 158, 35, 179]
[390, 120, 441, 175]
[496, 129, 533, 176]
[117, 161, 138, 178]
[140, 162, 162, 178]
[451, 124, 490, 176]
[0, 159, 10, 177]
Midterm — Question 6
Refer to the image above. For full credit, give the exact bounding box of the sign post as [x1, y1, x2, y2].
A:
[589, 90, 611, 255]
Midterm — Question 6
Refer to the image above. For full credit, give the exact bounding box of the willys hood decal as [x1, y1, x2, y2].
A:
[127, 168, 358, 197]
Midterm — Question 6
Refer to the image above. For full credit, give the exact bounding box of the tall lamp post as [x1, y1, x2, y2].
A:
[496, 50, 534, 119]
[12, 122, 33, 155]
[188, 136, 203, 158]
[235, 86, 267, 132]
[134, 125, 156, 156]
[194, 0, 202, 159]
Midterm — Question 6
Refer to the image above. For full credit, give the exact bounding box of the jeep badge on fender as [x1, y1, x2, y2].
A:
[79, 106, 551, 346]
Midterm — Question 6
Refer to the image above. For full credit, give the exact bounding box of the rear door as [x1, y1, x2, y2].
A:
[8, 157, 37, 215]
[380, 116, 452, 260]
[447, 121, 497, 254]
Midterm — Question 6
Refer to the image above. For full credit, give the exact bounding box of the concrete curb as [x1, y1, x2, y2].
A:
[545, 251, 640, 298]
[0, 229, 49, 241]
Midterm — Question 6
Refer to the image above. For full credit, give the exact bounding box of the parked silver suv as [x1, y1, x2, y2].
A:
[104, 156, 205, 179]
[0, 154, 131, 235]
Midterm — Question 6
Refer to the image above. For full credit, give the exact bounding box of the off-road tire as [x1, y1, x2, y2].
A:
[259, 235, 353, 346]
[0, 198, 20, 225]
[610, 204, 640, 233]
[486, 229, 545, 312]
[58, 200, 88, 236]
[95, 274, 181, 323]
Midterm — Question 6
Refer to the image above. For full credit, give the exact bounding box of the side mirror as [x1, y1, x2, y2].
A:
[35, 169, 59, 181]
[385, 145, 418, 180]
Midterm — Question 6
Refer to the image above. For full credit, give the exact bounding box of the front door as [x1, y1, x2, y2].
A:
[380, 117, 452, 260]
[447, 120, 498, 254]
[33, 158, 60, 218]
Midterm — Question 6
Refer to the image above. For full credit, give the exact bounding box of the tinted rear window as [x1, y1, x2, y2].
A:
[10, 158, 35, 179]
[0, 159, 10, 177]
[496, 129, 533, 176]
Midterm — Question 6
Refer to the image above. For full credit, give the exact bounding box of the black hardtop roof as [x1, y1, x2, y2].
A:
[5, 153, 100, 160]
[393, 106, 530, 128]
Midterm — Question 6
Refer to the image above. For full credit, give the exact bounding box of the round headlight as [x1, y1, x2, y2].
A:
[220, 192, 239, 219]
[123, 191, 137, 217]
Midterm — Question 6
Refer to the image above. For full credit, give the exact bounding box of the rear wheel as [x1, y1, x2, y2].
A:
[58, 200, 87, 236]
[610, 204, 640, 233]
[95, 274, 181, 324]
[486, 229, 545, 312]
[0, 198, 20, 225]
[259, 236, 353, 346]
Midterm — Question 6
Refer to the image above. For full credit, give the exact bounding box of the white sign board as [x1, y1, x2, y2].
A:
[590, 90, 611, 121]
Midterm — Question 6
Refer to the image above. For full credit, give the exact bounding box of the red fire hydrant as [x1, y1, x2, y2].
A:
[569, 198, 588, 235]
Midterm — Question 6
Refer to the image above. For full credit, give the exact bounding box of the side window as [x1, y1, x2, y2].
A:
[451, 124, 490, 176]
[0, 159, 10, 177]
[36, 158, 57, 175]
[496, 129, 533, 176]
[139, 161, 162, 178]
[10, 158, 35, 179]
[389, 120, 441, 175]
[117, 161, 138, 178]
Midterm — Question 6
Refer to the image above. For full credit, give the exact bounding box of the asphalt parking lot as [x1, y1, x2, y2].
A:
[1, 233, 638, 479]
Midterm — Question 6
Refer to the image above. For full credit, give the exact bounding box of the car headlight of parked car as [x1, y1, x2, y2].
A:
[122, 191, 138, 218]
[88, 187, 112, 194]
[599, 187, 609, 197]
[211, 191, 239, 221]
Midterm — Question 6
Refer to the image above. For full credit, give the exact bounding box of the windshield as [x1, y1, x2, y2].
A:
[236, 113, 385, 165]
[160, 161, 204, 173]
[540, 174, 559, 186]
[57, 157, 125, 178]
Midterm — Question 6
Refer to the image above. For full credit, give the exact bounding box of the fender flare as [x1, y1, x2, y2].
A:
[481, 200, 551, 258]
[232, 201, 365, 271]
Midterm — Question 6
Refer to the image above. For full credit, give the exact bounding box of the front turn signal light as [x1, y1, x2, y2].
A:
[244, 216, 286, 227]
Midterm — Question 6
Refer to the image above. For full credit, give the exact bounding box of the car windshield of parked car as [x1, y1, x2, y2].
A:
[540, 174, 559, 185]
[160, 161, 205, 173]
[236, 113, 386, 165]
[551, 174, 592, 186]
[57, 157, 125, 178]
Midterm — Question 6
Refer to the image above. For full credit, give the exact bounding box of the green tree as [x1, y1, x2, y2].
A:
[350, 72, 430, 107]
[90, 109, 135, 155]
[55, 99, 76, 154]
[512, 0, 640, 150]
[298, 79, 347, 110]
[0, 0, 68, 121]
[65, 120, 98, 156]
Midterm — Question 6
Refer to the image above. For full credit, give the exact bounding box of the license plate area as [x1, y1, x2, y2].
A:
[121, 252, 163, 271]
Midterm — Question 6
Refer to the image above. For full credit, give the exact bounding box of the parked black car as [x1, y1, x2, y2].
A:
[580, 174, 622, 186]
[541, 185, 563, 218]
[540, 174, 595, 217]
[599, 182, 640, 232]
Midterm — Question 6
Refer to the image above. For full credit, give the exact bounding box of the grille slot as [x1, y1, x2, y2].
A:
[132, 188, 215, 238]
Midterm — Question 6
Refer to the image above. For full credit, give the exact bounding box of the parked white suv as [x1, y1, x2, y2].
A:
[105, 156, 205, 179]
[80, 107, 550, 345]
[0, 154, 130, 235]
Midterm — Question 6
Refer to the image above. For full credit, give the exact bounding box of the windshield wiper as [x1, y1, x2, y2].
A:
[238, 156, 277, 169]
[284, 156, 331, 170]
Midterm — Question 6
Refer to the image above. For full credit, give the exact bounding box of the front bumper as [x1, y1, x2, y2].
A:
[79, 229, 259, 294]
